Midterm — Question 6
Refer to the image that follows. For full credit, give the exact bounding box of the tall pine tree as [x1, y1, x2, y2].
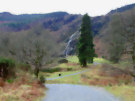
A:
[78, 14, 95, 67]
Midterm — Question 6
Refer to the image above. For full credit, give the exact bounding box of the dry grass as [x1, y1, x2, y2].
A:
[79, 63, 135, 101]
[81, 64, 132, 86]
[0, 73, 46, 101]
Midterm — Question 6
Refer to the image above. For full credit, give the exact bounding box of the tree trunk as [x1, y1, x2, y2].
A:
[3, 66, 8, 79]
[34, 66, 39, 78]
[0, 67, 2, 77]
[132, 42, 135, 69]
[83, 60, 87, 67]
[132, 42, 135, 81]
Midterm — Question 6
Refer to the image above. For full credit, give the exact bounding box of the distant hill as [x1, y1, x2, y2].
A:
[0, 12, 82, 42]
[0, 3, 135, 37]
[94, 3, 135, 57]
[108, 3, 135, 14]
[0, 3, 135, 56]
[0, 12, 69, 31]
[64, 3, 135, 56]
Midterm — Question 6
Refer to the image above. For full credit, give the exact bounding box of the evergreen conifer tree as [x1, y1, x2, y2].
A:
[78, 14, 95, 67]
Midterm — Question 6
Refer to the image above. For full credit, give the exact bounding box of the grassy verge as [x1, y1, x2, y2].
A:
[41, 56, 135, 101]
[46, 73, 82, 84]
[105, 85, 135, 101]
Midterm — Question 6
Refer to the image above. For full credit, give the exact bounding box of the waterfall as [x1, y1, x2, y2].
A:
[64, 31, 81, 57]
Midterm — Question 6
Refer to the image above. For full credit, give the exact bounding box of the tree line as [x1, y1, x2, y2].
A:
[0, 25, 61, 78]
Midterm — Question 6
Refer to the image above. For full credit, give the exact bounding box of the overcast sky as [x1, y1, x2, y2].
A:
[0, 0, 135, 16]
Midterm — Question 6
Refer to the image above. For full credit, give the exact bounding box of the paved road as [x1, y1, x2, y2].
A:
[44, 62, 121, 101]
[43, 84, 120, 101]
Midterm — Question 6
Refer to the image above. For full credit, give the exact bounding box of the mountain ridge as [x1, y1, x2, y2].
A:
[0, 3, 135, 56]
[0, 3, 134, 34]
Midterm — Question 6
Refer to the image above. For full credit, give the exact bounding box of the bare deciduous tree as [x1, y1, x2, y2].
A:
[110, 9, 135, 80]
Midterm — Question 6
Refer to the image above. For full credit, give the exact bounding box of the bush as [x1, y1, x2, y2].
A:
[17, 63, 31, 72]
[94, 54, 98, 57]
[67, 68, 72, 71]
[46, 60, 53, 64]
[0, 57, 15, 79]
[41, 68, 61, 73]
[58, 58, 68, 63]
[102, 56, 105, 58]
[39, 75, 46, 84]
[7, 78, 14, 83]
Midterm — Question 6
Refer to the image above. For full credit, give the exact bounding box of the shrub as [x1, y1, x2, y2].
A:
[7, 78, 14, 83]
[94, 54, 98, 57]
[41, 68, 61, 73]
[17, 63, 31, 72]
[0, 57, 15, 79]
[39, 75, 46, 84]
[58, 58, 68, 63]
[46, 60, 53, 64]
[102, 56, 105, 58]
[67, 68, 72, 71]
